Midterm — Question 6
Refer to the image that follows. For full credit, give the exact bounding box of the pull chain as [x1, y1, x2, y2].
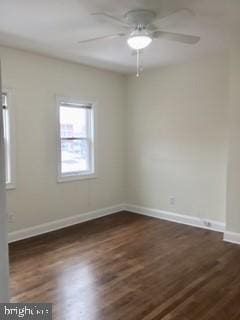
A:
[136, 49, 140, 77]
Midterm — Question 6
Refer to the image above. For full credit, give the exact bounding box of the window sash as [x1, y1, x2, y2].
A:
[60, 137, 92, 176]
[57, 99, 95, 180]
[2, 108, 11, 184]
[2, 89, 16, 189]
[2, 93, 11, 185]
[60, 137, 88, 140]
[60, 105, 91, 139]
[2, 93, 7, 109]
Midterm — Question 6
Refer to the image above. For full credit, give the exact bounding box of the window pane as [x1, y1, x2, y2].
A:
[58, 101, 94, 180]
[60, 106, 87, 138]
[2, 108, 10, 184]
[61, 139, 90, 174]
[2, 93, 7, 107]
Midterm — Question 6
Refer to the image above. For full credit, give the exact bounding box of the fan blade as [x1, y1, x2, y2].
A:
[154, 8, 194, 23]
[78, 33, 126, 44]
[92, 12, 131, 28]
[148, 9, 194, 31]
[152, 30, 200, 44]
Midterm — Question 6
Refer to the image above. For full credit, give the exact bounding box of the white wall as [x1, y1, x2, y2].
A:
[226, 46, 240, 233]
[0, 63, 10, 301]
[127, 55, 229, 223]
[2, 45, 239, 235]
[0, 46, 126, 232]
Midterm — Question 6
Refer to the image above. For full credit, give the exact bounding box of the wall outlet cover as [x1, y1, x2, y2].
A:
[169, 196, 175, 205]
[8, 213, 14, 223]
[203, 220, 212, 227]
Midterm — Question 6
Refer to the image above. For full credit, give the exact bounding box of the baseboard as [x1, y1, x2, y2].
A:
[224, 231, 240, 245]
[8, 203, 226, 244]
[8, 204, 125, 243]
[125, 204, 225, 233]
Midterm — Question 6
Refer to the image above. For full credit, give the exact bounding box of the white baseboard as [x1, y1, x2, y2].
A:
[8, 204, 125, 243]
[224, 231, 240, 245]
[125, 204, 225, 233]
[8, 203, 227, 244]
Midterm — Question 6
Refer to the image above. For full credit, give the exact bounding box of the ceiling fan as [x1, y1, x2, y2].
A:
[78, 9, 200, 76]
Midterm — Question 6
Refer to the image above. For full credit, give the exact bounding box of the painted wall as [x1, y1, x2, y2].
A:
[0, 46, 126, 232]
[2, 45, 238, 235]
[0, 64, 10, 301]
[127, 55, 229, 223]
[226, 46, 240, 233]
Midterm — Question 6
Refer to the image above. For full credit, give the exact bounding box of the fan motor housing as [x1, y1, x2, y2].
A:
[124, 9, 156, 27]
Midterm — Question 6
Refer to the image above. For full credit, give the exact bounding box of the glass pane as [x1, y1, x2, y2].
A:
[2, 108, 10, 184]
[2, 93, 7, 107]
[60, 106, 88, 138]
[61, 139, 90, 174]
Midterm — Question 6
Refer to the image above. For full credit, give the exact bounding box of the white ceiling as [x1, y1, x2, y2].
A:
[0, 0, 239, 73]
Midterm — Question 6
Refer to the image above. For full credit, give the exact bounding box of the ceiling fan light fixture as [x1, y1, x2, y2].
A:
[127, 30, 152, 50]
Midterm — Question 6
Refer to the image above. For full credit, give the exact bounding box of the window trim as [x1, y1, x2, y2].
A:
[2, 88, 16, 190]
[56, 96, 97, 183]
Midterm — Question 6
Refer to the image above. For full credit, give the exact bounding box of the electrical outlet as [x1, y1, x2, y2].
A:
[203, 220, 212, 228]
[169, 196, 175, 205]
[8, 213, 14, 223]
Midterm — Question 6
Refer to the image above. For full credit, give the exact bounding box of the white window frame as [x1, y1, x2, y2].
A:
[2, 88, 16, 190]
[56, 96, 97, 183]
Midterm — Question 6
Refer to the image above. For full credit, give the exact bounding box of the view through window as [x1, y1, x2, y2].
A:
[2, 92, 11, 185]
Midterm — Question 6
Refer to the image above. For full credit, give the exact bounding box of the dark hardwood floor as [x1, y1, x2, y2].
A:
[9, 212, 240, 320]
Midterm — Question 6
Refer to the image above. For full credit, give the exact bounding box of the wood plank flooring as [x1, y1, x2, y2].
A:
[9, 212, 240, 320]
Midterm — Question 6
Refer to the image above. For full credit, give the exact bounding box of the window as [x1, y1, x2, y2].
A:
[2, 89, 16, 189]
[57, 97, 95, 182]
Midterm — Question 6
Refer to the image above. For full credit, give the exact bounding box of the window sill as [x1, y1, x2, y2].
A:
[57, 173, 97, 183]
